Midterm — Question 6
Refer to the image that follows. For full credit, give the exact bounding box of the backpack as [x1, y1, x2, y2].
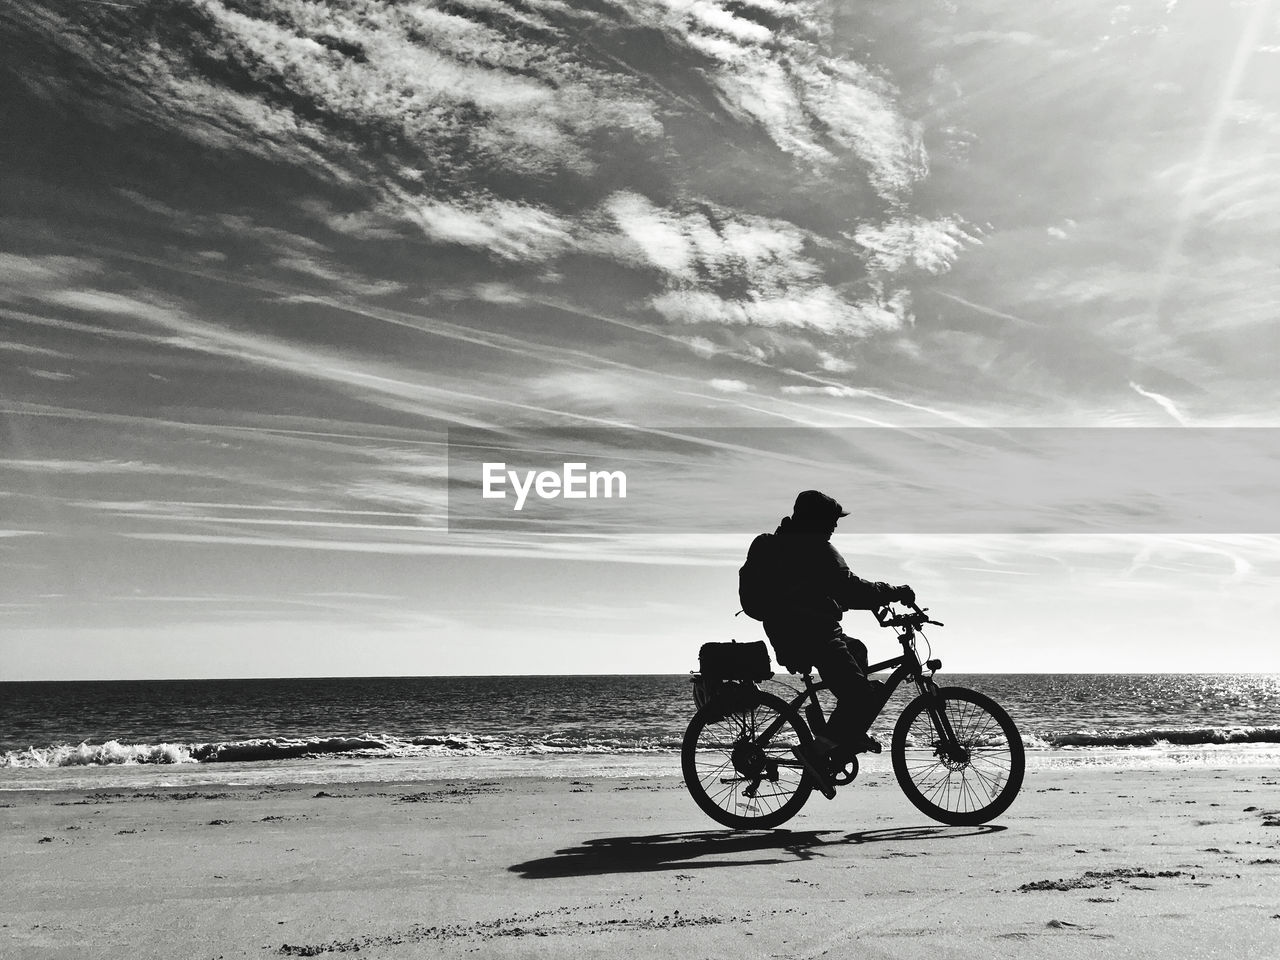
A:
[737, 532, 779, 621]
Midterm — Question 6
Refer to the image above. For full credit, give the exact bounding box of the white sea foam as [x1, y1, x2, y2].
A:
[5, 724, 1280, 770]
[0, 733, 688, 768]
[2, 740, 197, 767]
[1048, 726, 1280, 748]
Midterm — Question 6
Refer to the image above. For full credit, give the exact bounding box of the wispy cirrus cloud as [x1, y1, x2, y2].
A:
[7, 0, 969, 353]
[6, 0, 1280, 679]
[0, 342, 71, 359]
[633, 0, 927, 197]
[600, 190, 957, 332]
[0, 459, 189, 476]
[651, 286, 903, 333]
[273, 254, 406, 298]
[387, 190, 574, 263]
[853, 218, 979, 277]
[108, 0, 659, 183]
[1129, 382, 1190, 426]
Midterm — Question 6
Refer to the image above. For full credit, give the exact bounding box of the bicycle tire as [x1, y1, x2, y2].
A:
[681, 686, 815, 829]
[891, 686, 1024, 826]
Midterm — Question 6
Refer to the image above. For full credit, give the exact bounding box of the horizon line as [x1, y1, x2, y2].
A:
[3, 669, 1277, 683]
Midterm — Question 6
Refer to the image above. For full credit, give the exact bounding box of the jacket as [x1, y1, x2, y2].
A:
[757, 516, 896, 664]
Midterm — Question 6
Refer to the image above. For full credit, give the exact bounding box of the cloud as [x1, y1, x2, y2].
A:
[780, 384, 859, 398]
[684, 2, 774, 44]
[9, 1, 971, 351]
[604, 191, 921, 332]
[1129, 381, 1190, 426]
[777, 379, 979, 425]
[40, 289, 201, 331]
[604, 190, 812, 280]
[297, 201, 405, 242]
[178, 0, 658, 181]
[817, 352, 856, 373]
[10, 1, 660, 264]
[605, 192, 702, 277]
[652, 287, 901, 332]
[680, 336, 722, 358]
[115, 195, 348, 272]
[274, 255, 407, 297]
[853, 218, 978, 276]
[0, 253, 100, 287]
[5, 0, 993, 414]
[708, 378, 750, 392]
[389, 190, 573, 262]
[0, 458, 198, 476]
[0, 342, 72, 359]
[635, 0, 926, 197]
[0, 254, 223, 350]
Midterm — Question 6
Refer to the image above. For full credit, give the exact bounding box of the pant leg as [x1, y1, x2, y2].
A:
[763, 611, 837, 674]
[842, 634, 869, 672]
[810, 632, 873, 744]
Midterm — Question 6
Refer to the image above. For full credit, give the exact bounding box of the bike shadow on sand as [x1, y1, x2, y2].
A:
[509, 823, 1005, 879]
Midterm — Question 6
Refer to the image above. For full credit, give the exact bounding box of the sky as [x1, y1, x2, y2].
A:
[2, 0, 1280, 679]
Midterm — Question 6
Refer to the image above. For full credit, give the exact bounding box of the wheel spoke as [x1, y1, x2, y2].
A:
[683, 690, 814, 828]
[964, 758, 1003, 799]
[891, 687, 1024, 826]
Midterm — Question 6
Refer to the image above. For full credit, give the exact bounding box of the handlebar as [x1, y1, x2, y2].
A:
[873, 601, 944, 629]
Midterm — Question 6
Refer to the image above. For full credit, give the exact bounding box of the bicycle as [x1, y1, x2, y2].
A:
[682, 602, 1024, 829]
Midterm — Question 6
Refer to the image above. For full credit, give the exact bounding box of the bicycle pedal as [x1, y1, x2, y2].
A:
[790, 745, 836, 800]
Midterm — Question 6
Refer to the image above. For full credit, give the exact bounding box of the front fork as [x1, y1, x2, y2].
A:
[918, 680, 969, 763]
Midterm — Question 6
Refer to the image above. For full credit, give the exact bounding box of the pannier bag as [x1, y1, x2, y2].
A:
[698, 640, 773, 681]
[691, 676, 757, 718]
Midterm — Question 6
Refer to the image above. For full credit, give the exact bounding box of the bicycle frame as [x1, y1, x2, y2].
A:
[739, 610, 950, 766]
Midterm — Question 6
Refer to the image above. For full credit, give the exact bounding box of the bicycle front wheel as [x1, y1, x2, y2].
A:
[891, 686, 1024, 826]
[681, 687, 814, 829]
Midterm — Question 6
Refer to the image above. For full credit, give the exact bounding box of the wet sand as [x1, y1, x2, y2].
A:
[4, 762, 1279, 958]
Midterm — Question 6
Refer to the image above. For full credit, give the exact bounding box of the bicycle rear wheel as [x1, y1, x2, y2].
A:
[681, 686, 814, 829]
[891, 686, 1024, 826]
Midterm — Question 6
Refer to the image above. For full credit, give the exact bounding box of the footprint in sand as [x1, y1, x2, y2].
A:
[997, 920, 1114, 940]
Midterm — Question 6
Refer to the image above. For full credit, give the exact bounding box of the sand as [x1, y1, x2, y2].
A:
[3, 760, 1279, 959]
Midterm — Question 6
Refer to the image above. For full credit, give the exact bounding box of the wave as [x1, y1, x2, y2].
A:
[894, 725, 1280, 752]
[1045, 726, 1280, 748]
[0, 732, 686, 768]
[0, 741, 196, 767]
[5, 725, 1280, 768]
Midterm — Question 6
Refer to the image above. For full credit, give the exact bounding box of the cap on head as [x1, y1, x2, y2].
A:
[792, 489, 849, 522]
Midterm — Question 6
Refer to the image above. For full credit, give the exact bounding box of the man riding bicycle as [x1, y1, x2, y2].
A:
[740, 490, 914, 796]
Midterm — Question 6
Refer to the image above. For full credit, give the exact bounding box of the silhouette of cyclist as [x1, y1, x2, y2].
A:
[742, 490, 913, 795]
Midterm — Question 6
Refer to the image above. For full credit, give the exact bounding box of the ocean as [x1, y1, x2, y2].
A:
[2, 674, 1278, 791]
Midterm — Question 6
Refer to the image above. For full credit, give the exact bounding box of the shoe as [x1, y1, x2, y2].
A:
[849, 733, 882, 755]
[791, 741, 837, 800]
